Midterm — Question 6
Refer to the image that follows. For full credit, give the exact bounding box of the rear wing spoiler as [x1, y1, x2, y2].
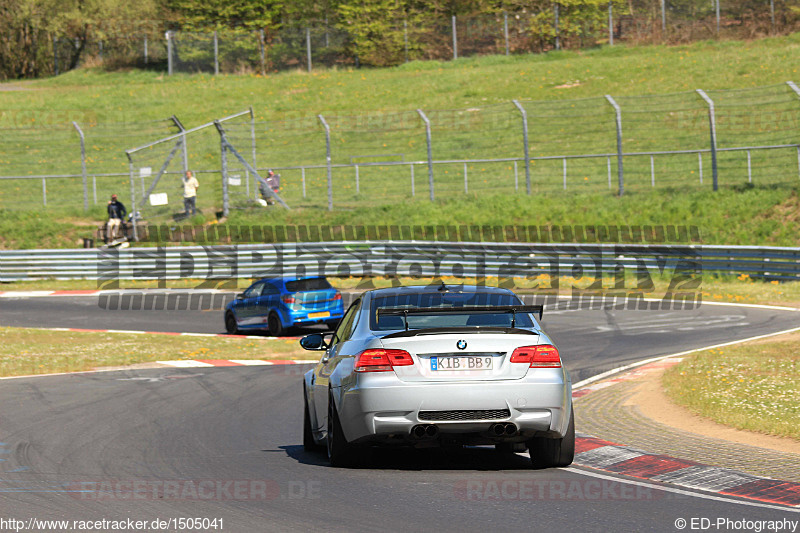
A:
[377, 305, 544, 331]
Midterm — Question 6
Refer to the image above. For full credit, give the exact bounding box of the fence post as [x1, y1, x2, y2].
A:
[306, 28, 312, 72]
[144, 34, 148, 65]
[605, 95, 624, 196]
[416, 109, 435, 201]
[512, 99, 532, 195]
[463, 162, 468, 193]
[716, 0, 721, 34]
[42, 178, 47, 206]
[166, 31, 173, 76]
[215, 121, 230, 217]
[770, 0, 775, 31]
[249, 106, 257, 199]
[452, 15, 458, 59]
[661, 0, 666, 33]
[404, 20, 409, 63]
[171, 115, 189, 175]
[72, 121, 88, 211]
[259, 30, 266, 75]
[554, 4, 560, 50]
[213, 30, 219, 75]
[125, 153, 138, 241]
[318, 114, 333, 210]
[504, 12, 510, 55]
[608, 2, 614, 45]
[696, 89, 718, 191]
[53, 37, 58, 75]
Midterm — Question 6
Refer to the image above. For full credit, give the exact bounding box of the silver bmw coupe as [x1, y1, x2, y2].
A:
[300, 284, 574, 468]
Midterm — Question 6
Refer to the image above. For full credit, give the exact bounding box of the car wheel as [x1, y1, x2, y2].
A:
[327, 392, 356, 467]
[267, 312, 284, 337]
[225, 312, 239, 334]
[527, 409, 575, 469]
[303, 386, 322, 453]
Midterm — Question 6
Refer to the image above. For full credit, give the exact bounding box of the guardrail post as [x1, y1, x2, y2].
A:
[605, 95, 624, 196]
[696, 89, 718, 191]
[416, 109, 435, 201]
[125, 154, 138, 241]
[166, 31, 173, 76]
[318, 114, 333, 210]
[72, 121, 88, 211]
[512, 100, 532, 195]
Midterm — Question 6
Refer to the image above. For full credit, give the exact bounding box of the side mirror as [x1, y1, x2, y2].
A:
[300, 333, 328, 351]
[235, 293, 245, 300]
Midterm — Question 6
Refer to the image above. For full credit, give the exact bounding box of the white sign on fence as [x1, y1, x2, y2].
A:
[139, 167, 152, 177]
[149, 192, 169, 206]
[228, 174, 241, 186]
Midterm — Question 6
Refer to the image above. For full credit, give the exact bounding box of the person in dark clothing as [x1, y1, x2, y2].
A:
[106, 194, 127, 241]
[259, 170, 281, 205]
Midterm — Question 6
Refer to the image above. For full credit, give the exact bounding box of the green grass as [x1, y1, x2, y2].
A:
[663, 342, 800, 440]
[3, 34, 800, 248]
[0, 326, 310, 377]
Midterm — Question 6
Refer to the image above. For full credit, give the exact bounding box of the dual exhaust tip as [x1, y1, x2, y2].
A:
[491, 422, 518, 436]
[411, 424, 439, 439]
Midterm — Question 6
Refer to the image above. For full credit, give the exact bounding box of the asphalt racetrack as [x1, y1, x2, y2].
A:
[0, 293, 798, 531]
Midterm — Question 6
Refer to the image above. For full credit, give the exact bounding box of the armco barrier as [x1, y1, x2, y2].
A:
[1, 242, 798, 282]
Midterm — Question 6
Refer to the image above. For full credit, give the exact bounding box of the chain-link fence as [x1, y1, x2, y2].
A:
[3, 82, 800, 218]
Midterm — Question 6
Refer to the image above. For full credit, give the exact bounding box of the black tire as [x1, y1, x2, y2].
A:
[527, 409, 575, 469]
[225, 312, 239, 334]
[303, 387, 322, 453]
[327, 392, 356, 467]
[267, 312, 284, 337]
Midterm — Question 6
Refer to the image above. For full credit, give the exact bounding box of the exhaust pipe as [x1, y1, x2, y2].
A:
[411, 424, 439, 439]
[490, 422, 518, 436]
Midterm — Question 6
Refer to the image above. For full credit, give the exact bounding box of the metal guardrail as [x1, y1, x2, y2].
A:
[1, 242, 798, 282]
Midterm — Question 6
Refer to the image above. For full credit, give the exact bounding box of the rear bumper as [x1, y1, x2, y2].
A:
[337, 371, 571, 445]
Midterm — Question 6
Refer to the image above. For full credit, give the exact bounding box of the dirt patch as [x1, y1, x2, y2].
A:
[629, 363, 800, 455]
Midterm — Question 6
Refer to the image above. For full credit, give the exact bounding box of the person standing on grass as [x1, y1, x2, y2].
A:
[106, 194, 127, 242]
[183, 170, 199, 216]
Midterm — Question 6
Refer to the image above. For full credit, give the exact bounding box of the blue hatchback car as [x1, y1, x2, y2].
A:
[224, 277, 344, 336]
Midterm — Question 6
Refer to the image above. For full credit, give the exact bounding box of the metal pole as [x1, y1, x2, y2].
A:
[93, 175, 97, 205]
[747, 150, 752, 182]
[770, 0, 775, 31]
[607, 156, 612, 188]
[562, 158, 567, 190]
[216, 121, 230, 217]
[699, 152, 703, 184]
[609, 2, 614, 45]
[99, 40, 103, 61]
[512, 100, 532, 195]
[696, 89, 718, 191]
[250, 106, 257, 199]
[302, 167, 307, 198]
[171, 115, 189, 174]
[355, 165, 360, 193]
[452, 15, 458, 60]
[144, 34, 148, 65]
[259, 30, 266, 76]
[605, 95, 624, 195]
[554, 4, 560, 50]
[504, 12, 510, 55]
[661, 0, 666, 33]
[411, 164, 415, 196]
[126, 155, 138, 241]
[42, 177, 46, 206]
[514, 161, 518, 190]
[716, 0, 720, 35]
[72, 121, 88, 211]
[650, 155, 655, 187]
[213, 30, 219, 75]
[404, 20, 409, 63]
[166, 31, 173, 76]
[53, 37, 58, 75]
[416, 109, 435, 201]
[318, 115, 333, 210]
[463, 162, 468, 193]
[306, 28, 312, 72]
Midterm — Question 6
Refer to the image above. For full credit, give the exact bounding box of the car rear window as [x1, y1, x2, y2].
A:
[285, 278, 332, 293]
[370, 292, 535, 330]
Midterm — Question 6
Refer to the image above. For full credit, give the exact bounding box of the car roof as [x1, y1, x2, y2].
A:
[364, 284, 517, 299]
[257, 276, 326, 284]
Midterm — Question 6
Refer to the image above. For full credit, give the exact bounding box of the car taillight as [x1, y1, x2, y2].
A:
[354, 349, 413, 372]
[333, 293, 342, 300]
[282, 295, 296, 304]
[510, 345, 561, 368]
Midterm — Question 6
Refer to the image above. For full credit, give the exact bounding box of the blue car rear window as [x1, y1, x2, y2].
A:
[285, 278, 332, 293]
[370, 292, 534, 330]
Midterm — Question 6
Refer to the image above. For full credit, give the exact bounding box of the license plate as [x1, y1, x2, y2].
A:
[431, 356, 493, 371]
[307, 311, 330, 319]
